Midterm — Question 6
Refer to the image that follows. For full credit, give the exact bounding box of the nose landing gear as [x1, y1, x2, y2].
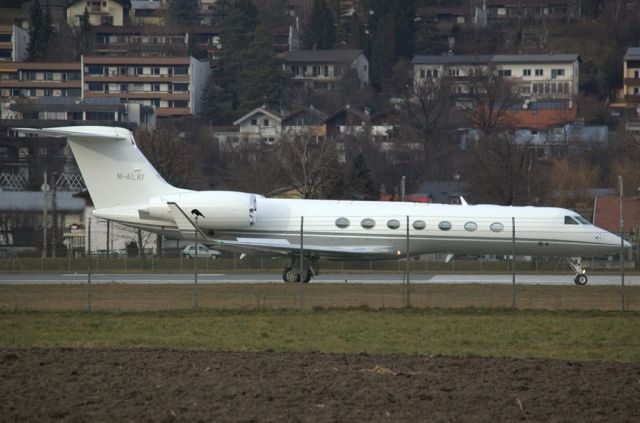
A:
[568, 257, 588, 285]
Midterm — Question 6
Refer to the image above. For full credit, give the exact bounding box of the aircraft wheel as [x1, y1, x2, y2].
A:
[302, 270, 312, 283]
[283, 267, 301, 283]
[574, 274, 588, 286]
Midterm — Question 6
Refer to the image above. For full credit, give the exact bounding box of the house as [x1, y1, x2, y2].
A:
[411, 53, 580, 101]
[232, 107, 283, 143]
[0, 24, 28, 61]
[282, 106, 327, 139]
[282, 49, 369, 90]
[459, 100, 606, 158]
[67, 0, 128, 27]
[324, 106, 369, 139]
[129, 0, 167, 25]
[82, 55, 210, 118]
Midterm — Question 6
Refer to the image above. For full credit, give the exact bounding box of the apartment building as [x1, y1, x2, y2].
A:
[0, 25, 28, 61]
[93, 25, 221, 60]
[0, 61, 82, 98]
[483, 0, 578, 22]
[282, 49, 369, 90]
[82, 55, 210, 117]
[411, 53, 579, 100]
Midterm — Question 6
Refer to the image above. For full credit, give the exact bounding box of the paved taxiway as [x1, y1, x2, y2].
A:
[0, 273, 637, 285]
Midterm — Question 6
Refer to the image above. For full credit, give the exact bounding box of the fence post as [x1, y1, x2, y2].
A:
[299, 216, 304, 310]
[511, 216, 516, 311]
[405, 215, 410, 307]
[619, 175, 625, 311]
[86, 217, 92, 313]
[193, 214, 200, 309]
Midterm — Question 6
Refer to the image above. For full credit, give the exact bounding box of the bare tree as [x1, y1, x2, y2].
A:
[464, 131, 546, 205]
[135, 125, 206, 189]
[400, 74, 457, 179]
[274, 131, 342, 199]
[461, 64, 520, 136]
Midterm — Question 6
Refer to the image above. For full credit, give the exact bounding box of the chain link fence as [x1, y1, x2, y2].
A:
[0, 216, 637, 311]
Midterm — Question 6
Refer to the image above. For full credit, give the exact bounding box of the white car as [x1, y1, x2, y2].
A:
[181, 245, 222, 259]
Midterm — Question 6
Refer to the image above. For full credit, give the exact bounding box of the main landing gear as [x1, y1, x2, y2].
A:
[567, 257, 588, 285]
[282, 256, 318, 283]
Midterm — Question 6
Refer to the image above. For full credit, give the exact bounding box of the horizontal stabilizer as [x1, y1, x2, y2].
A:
[167, 202, 206, 239]
[13, 127, 129, 142]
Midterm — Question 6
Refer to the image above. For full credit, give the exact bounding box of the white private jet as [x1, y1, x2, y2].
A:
[15, 126, 628, 285]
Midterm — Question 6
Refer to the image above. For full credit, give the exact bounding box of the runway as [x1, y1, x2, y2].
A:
[0, 273, 635, 285]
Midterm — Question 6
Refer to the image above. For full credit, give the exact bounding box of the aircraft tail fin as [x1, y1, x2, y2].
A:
[14, 126, 183, 209]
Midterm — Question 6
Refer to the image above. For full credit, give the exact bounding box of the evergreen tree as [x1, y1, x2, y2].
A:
[351, 153, 377, 197]
[303, 0, 336, 49]
[234, 28, 286, 117]
[370, 13, 396, 90]
[200, 0, 285, 124]
[394, 0, 415, 59]
[77, 7, 93, 57]
[167, 0, 200, 25]
[26, 0, 44, 61]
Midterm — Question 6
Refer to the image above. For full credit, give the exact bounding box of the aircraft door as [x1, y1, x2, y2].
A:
[250, 194, 257, 225]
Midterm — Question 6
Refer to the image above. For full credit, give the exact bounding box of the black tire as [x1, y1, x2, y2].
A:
[574, 274, 588, 285]
[302, 270, 312, 283]
[282, 267, 301, 283]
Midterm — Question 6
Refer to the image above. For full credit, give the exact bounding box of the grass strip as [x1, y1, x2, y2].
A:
[1, 308, 639, 362]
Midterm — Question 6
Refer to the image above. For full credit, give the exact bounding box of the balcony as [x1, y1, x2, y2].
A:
[624, 77, 640, 86]
[84, 74, 189, 83]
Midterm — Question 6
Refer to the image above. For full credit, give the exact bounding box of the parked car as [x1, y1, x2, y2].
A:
[181, 245, 222, 259]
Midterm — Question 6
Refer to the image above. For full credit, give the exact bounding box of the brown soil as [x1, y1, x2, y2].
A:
[1, 348, 639, 422]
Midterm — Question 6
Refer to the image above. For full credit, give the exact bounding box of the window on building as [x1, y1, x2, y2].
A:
[263, 119, 269, 126]
[135, 67, 143, 75]
[498, 69, 512, 77]
[251, 118, 257, 125]
[535, 68, 544, 76]
[174, 66, 188, 75]
[523, 69, 531, 76]
[551, 69, 565, 79]
[420, 69, 425, 78]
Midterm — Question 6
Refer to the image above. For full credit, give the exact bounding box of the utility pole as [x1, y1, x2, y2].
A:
[42, 168, 48, 258]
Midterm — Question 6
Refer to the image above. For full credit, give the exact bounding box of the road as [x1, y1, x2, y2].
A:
[0, 273, 636, 285]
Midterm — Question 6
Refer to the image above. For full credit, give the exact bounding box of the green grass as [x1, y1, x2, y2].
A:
[1, 308, 639, 362]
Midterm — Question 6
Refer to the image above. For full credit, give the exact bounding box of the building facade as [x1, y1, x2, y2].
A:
[0, 25, 28, 61]
[412, 53, 580, 100]
[282, 49, 369, 90]
[82, 55, 209, 117]
[67, 0, 127, 27]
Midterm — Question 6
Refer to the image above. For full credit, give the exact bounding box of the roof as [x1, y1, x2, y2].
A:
[485, 0, 574, 6]
[83, 56, 193, 65]
[624, 47, 640, 61]
[414, 180, 468, 204]
[282, 107, 327, 125]
[593, 196, 640, 233]
[233, 107, 283, 126]
[411, 53, 580, 65]
[283, 49, 364, 64]
[503, 102, 577, 130]
[93, 24, 220, 35]
[0, 191, 85, 213]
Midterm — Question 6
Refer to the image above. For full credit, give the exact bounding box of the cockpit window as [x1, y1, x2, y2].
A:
[574, 215, 591, 224]
[564, 216, 579, 225]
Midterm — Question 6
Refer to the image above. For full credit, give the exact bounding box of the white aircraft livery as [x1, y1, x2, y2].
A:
[16, 126, 628, 285]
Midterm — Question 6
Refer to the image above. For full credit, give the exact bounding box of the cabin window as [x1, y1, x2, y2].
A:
[361, 218, 376, 229]
[564, 216, 579, 225]
[438, 221, 452, 231]
[335, 217, 350, 228]
[574, 215, 590, 224]
[490, 222, 504, 232]
[387, 219, 400, 230]
[464, 222, 478, 232]
[412, 220, 426, 230]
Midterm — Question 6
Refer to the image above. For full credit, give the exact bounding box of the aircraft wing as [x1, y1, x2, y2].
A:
[210, 237, 399, 260]
[167, 202, 398, 260]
